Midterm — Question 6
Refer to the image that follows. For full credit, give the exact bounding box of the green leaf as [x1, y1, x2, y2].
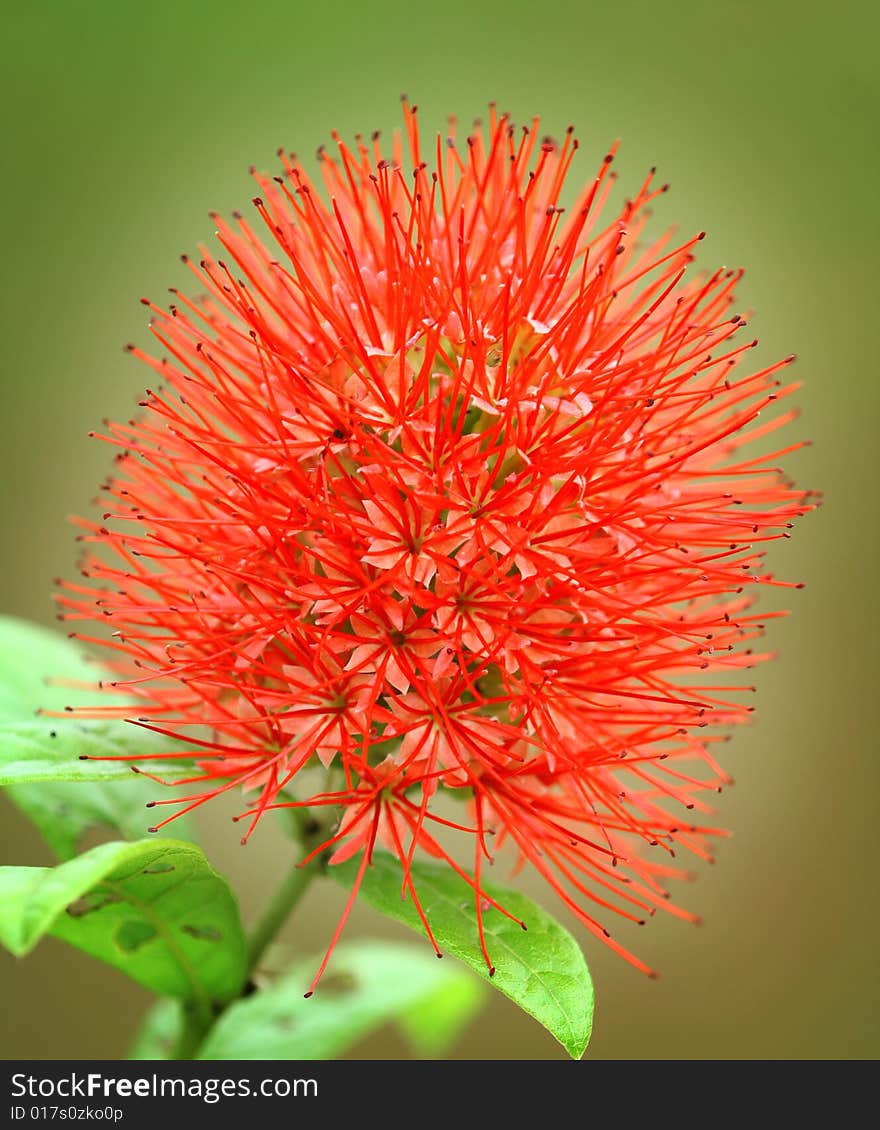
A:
[195, 940, 486, 1060]
[0, 615, 105, 720]
[0, 719, 192, 785]
[0, 617, 193, 853]
[0, 838, 246, 1004]
[128, 999, 185, 1061]
[331, 852, 594, 1059]
[6, 776, 190, 861]
[395, 971, 484, 1058]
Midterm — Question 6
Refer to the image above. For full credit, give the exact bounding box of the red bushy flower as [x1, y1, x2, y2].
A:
[59, 103, 814, 985]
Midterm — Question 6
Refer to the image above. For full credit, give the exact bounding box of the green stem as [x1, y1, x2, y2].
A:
[173, 1004, 211, 1061]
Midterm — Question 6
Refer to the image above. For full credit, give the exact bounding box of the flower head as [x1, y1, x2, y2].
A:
[59, 102, 814, 984]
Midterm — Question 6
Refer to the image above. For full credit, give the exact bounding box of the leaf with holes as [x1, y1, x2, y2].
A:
[0, 617, 193, 851]
[0, 838, 246, 1003]
[193, 940, 486, 1060]
[331, 852, 594, 1059]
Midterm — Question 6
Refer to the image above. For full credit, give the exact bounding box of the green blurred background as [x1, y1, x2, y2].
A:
[1, 0, 876, 1060]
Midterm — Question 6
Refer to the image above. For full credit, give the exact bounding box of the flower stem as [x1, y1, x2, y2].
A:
[172, 1004, 212, 1061]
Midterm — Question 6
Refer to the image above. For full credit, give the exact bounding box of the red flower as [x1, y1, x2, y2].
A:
[59, 102, 815, 985]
